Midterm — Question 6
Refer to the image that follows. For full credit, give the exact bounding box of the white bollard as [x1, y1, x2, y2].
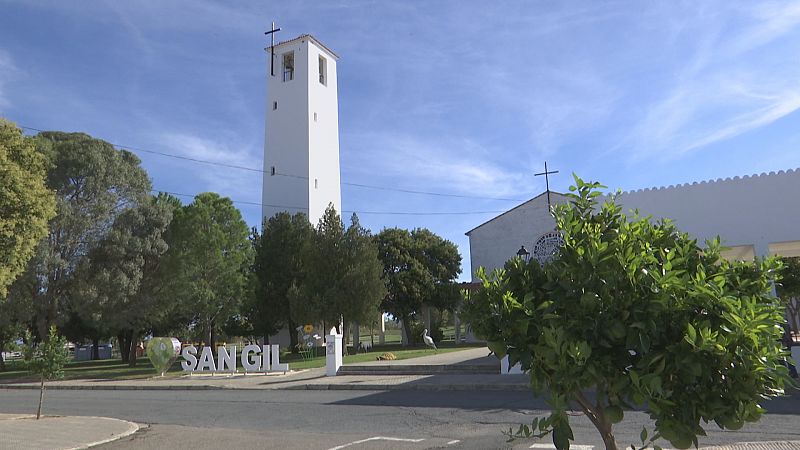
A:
[326, 328, 343, 377]
[500, 355, 523, 375]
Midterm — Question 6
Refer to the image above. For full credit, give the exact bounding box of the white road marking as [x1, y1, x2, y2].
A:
[447, 439, 461, 445]
[530, 444, 594, 450]
[328, 436, 426, 450]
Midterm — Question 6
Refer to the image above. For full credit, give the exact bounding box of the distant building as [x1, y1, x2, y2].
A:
[466, 169, 800, 280]
[262, 34, 342, 226]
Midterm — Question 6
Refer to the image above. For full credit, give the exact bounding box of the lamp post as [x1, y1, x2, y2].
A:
[516, 245, 530, 263]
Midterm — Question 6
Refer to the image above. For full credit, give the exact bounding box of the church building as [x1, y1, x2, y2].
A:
[466, 169, 800, 280]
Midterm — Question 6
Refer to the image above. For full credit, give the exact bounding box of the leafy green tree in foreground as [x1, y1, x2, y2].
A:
[464, 176, 792, 450]
[0, 120, 56, 298]
[168, 192, 252, 348]
[27, 326, 68, 419]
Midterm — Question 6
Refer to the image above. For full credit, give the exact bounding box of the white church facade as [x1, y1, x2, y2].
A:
[262, 34, 342, 226]
[466, 169, 800, 280]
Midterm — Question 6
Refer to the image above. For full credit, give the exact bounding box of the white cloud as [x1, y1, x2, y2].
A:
[0, 50, 19, 110]
[622, 1, 800, 160]
[159, 131, 262, 202]
[342, 131, 527, 199]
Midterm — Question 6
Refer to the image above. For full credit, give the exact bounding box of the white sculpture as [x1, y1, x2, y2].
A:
[422, 329, 437, 350]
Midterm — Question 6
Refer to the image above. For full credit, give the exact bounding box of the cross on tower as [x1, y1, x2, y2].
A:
[264, 21, 282, 77]
[534, 161, 559, 209]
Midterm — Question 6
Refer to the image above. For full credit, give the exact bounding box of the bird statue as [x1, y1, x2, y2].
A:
[422, 329, 437, 350]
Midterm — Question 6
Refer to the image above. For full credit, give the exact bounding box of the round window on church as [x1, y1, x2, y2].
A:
[533, 231, 564, 265]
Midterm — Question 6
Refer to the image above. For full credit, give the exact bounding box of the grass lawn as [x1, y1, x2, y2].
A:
[0, 343, 486, 382]
[0, 357, 187, 383]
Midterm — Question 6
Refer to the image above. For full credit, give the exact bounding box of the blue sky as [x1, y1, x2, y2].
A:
[2, 1, 799, 280]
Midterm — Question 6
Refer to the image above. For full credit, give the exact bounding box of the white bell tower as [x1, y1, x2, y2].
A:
[262, 34, 342, 225]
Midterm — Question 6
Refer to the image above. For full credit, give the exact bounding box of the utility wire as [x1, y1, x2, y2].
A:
[155, 190, 506, 216]
[21, 125, 527, 202]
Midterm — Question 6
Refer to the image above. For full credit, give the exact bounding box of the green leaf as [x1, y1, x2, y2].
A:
[685, 323, 697, 345]
[640, 427, 648, 443]
[487, 341, 507, 358]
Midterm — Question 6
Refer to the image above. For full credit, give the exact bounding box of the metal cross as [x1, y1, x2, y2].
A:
[534, 161, 559, 209]
[264, 21, 282, 77]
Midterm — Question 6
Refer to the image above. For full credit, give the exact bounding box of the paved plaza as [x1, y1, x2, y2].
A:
[1, 348, 798, 449]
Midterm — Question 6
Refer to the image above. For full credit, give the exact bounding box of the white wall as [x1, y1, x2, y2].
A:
[262, 36, 341, 226]
[466, 169, 800, 279]
[306, 41, 342, 225]
[615, 169, 800, 258]
[466, 192, 569, 280]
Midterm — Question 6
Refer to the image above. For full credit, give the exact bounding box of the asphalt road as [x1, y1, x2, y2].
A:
[1, 389, 798, 449]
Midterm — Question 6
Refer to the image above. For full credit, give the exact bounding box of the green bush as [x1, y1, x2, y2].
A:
[464, 175, 793, 450]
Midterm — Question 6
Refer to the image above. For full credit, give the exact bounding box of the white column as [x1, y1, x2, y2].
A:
[379, 313, 385, 345]
[500, 355, 523, 375]
[326, 328, 343, 377]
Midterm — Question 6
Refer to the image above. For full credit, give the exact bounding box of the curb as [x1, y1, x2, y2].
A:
[65, 416, 140, 450]
[0, 384, 224, 391]
[287, 384, 530, 391]
[1, 382, 530, 392]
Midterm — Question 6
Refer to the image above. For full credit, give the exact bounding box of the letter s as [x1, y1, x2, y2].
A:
[181, 345, 197, 371]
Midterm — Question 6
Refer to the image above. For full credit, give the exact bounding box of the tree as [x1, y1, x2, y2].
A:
[10, 131, 150, 340]
[339, 213, 387, 328]
[464, 176, 792, 450]
[73, 194, 177, 365]
[294, 207, 386, 348]
[0, 293, 33, 371]
[0, 120, 56, 298]
[250, 212, 313, 349]
[168, 192, 252, 348]
[26, 326, 68, 419]
[376, 227, 461, 345]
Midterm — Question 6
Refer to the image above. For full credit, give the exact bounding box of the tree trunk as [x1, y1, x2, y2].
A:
[353, 322, 360, 351]
[370, 322, 375, 347]
[118, 333, 130, 363]
[401, 315, 413, 347]
[36, 315, 48, 344]
[263, 333, 270, 346]
[0, 342, 6, 372]
[207, 325, 214, 351]
[454, 313, 461, 345]
[36, 374, 45, 419]
[91, 337, 100, 360]
[288, 319, 299, 354]
[574, 392, 617, 450]
[128, 332, 139, 367]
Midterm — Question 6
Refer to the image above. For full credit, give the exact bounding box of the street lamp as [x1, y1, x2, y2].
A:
[516, 245, 530, 263]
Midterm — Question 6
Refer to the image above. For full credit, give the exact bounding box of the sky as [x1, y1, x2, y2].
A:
[1, 1, 799, 281]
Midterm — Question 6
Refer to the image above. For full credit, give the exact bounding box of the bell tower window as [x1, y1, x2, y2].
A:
[283, 52, 294, 82]
[319, 55, 327, 85]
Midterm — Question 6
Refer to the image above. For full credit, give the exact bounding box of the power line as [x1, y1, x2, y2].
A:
[21, 125, 527, 202]
[155, 190, 506, 216]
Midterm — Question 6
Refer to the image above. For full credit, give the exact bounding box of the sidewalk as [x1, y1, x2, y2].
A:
[0, 413, 139, 449]
[0, 347, 528, 392]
